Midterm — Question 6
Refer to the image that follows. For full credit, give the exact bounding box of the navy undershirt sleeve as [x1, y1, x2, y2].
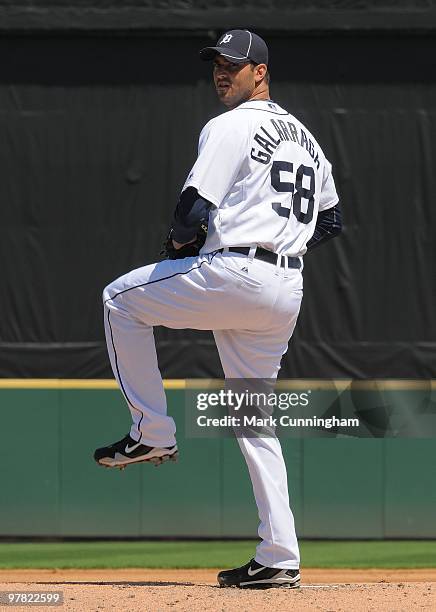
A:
[171, 187, 212, 243]
[306, 203, 342, 251]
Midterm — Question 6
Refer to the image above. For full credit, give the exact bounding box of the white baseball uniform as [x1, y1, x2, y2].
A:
[103, 99, 338, 569]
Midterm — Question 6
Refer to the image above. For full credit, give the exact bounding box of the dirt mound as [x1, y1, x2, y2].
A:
[1, 568, 435, 611]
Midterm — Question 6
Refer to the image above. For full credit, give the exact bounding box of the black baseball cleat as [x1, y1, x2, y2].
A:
[93, 434, 178, 470]
[217, 558, 300, 589]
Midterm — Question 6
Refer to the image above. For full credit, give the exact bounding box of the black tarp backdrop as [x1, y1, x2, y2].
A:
[2, 1, 436, 32]
[0, 30, 435, 378]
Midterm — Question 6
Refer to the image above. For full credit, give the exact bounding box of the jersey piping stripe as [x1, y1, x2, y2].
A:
[104, 253, 219, 430]
[236, 106, 289, 116]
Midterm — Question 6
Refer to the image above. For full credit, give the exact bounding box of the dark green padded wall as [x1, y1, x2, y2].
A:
[0, 387, 435, 538]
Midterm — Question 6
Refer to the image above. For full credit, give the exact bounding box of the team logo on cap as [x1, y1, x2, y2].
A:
[220, 34, 233, 44]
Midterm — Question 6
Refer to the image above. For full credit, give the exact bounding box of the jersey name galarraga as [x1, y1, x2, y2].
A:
[183, 99, 339, 257]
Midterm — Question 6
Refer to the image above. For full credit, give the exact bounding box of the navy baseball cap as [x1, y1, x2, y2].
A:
[200, 29, 268, 65]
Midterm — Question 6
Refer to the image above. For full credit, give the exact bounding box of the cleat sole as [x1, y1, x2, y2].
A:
[220, 582, 300, 590]
[97, 449, 179, 470]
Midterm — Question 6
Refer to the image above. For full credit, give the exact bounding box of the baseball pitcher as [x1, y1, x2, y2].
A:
[94, 29, 342, 589]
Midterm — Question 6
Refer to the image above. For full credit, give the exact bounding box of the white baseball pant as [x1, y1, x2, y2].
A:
[103, 249, 303, 569]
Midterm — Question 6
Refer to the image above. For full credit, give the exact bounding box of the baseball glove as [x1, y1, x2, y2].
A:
[160, 221, 208, 260]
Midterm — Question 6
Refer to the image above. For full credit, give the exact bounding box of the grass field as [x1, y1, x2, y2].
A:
[0, 540, 435, 569]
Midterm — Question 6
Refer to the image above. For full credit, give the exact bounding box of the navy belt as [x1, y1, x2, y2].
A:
[220, 246, 301, 269]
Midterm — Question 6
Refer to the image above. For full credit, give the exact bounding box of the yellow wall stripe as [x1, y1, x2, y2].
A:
[0, 379, 434, 390]
[0, 379, 185, 390]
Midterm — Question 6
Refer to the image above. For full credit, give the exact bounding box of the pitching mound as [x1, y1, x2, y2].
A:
[1, 569, 435, 611]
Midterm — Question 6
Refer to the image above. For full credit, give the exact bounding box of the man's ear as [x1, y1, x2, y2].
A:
[254, 63, 268, 84]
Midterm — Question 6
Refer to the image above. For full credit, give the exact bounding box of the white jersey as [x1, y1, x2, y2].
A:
[183, 99, 339, 257]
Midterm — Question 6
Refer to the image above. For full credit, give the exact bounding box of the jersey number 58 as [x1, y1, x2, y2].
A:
[271, 161, 315, 225]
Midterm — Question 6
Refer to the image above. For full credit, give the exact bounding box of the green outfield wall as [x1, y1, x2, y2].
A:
[0, 381, 435, 539]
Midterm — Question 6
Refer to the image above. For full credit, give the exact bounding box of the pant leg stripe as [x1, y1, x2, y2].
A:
[104, 253, 218, 440]
[103, 253, 218, 304]
[107, 307, 143, 437]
